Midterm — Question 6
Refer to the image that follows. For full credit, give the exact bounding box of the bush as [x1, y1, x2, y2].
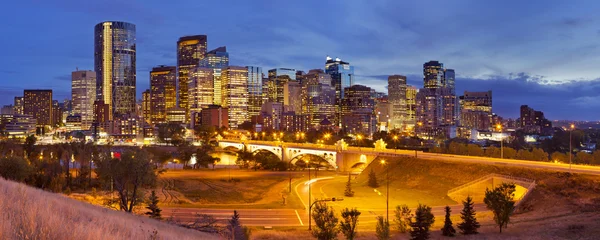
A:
[0, 156, 32, 182]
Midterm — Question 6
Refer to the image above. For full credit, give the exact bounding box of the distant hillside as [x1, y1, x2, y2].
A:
[0, 177, 217, 240]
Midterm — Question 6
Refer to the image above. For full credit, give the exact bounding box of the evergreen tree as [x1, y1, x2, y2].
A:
[340, 208, 361, 240]
[344, 173, 355, 197]
[457, 196, 480, 235]
[227, 210, 247, 240]
[145, 190, 162, 220]
[368, 168, 379, 188]
[410, 204, 435, 240]
[484, 183, 516, 233]
[441, 206, 456, 237]
[394, 204, 413, 233]
[311, 202, 339, 240]
[375, 216, 390, 240]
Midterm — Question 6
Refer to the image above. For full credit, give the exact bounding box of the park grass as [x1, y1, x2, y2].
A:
[0, 177, 217, 240]
[159, 169, 305, 209]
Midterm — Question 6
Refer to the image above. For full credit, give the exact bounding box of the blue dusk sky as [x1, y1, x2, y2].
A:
[1, 0, 600, 120]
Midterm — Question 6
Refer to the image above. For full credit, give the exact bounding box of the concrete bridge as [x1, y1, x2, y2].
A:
[218, 139, 418, 172]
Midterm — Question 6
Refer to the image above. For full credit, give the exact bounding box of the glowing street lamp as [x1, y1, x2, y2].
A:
[380, 159, 389, 223]
[570, 124, 575, 173]
[496, 124, 503, 159]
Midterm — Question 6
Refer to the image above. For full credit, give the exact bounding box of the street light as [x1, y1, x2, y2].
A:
[570, 124, 575, 173]
[307, 159, 312, 229]
[380, 159, 389, 223]
[308, 197, 344, 230]
[496, 124, 503, 159]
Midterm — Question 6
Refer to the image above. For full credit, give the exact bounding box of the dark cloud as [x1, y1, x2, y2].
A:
[54, 74, 71, 82]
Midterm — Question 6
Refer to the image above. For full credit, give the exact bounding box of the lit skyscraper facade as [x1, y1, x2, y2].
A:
[406, 86, 418, 130]
[417, 61, 459, 138]
[71, 70, 96, 129]
[283, 81, 302, 113]
[341, 85, 375, 135]
[94, 21, 136, 120]
[387, 75, 407, 130]
[177, 35, 207, 123]
[142, 89, 150, 124]
[302, 69, 335, 126]
[459, 91, 492, 131]
[200, 46, 229, 105]
[150, 66, 177, 125]
[13, 97, 24, 115]
[246, 66, 263, 118]
[423, 61, 444, 89]
[444, 69, 456, 93]
[266, 68, 296, 103]
[221, 66, 249, 129]
[188, 67, 214, 124]
[24, 90, 53, 127]
[325, 56, 354, 125]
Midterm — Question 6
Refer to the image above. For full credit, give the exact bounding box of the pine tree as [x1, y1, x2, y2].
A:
[375, 216, 390, 240]
[345, 173, 355, 197]
[368, 168, 379, 188]
[457, 196, 480, 235]
[394, 204, 412, 233]
[410, 204, 435, 240]
[441, 206, 456, 237]
[227, 210, 247, 240]
[145, 190, 162, 220]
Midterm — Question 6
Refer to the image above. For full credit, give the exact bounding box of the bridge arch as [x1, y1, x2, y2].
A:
[288, 152, 337, 169]
[246, 144, 282, 160]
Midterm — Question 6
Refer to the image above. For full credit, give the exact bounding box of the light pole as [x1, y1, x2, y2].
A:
[380, 159, 389, 223]
[307, 159, 312, 230]
[496, 124, 503, 159]
[570, 124, 575, 173]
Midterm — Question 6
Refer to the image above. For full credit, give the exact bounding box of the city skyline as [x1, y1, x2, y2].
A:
[2, 1, 600, 120]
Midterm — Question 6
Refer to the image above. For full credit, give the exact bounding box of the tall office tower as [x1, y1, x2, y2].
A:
[94, 21, 136, 120]
[142, 89, 151, 124]
[341, 85, 375, 135]
[13, 97, 23, 115]
[423, 60, 444, 89]
[72, 70, 96, 129]
[188, 67, 214, 125]
[520, 105, 551, 134]
[444, 69, 456, 93]
[200, 46, 229, 105]
[374, 97, 390, 130]
[93, 100, 110, 124]
[24, 90, 53, 127]
[459, 91, 492, 131]
[52, 100, 62, 127]
[325, 56, 354, 126]
[405, 86, 418, 129]
[387, 75, 407, 130]
[177, 35, 207, 122]
[247, 66, 263, 118]
[302, 69, 336, 126]
[266, 68, 296, 103]
[150, 66, 177, 125]
[261, 102, 283, 131]
[440, 87, 458, 125]
[221, 66, 249, 129]
[283, 81, 302, 113]
[415, 88, 442, 136]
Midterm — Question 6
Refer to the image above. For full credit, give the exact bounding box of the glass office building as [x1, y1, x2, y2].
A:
[94, 21, 136, 120]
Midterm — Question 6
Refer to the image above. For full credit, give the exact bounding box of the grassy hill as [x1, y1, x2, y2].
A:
[0, 177, 217, 240]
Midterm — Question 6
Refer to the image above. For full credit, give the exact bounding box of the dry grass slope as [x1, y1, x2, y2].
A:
[0, 177, 218, 240]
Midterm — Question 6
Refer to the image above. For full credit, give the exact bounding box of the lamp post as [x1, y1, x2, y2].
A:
[307, 159, 311, 229]
[380, 159, 389, 223]
[308, 197, 344, 231]
[496, 124, 503, 159]
[570, 124, 575, 173]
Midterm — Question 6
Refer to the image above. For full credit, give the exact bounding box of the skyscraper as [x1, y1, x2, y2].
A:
[94, 21, 136, 120]
[423, 61, 444, 89]
[221, 66, 249, 129]
[283, 81, 302, 113]
[266, 68, 296, 103]
[247, 66, 263, 118]
[406, 86, 418, 129]
[302, 69, 335, 126]
[13, 97, 23, 115]
[142, 89, 150, 124]
[188, 67, 215, 122]
[200, 46, 229, 105]
[72, 70, 96, 130]
[177, 35, 207, 122]
[459, 91, 492, 131]
[444, 69, 456, 93]
[24, 90, 53, 127]
[388, 75, 407, 130]
[150, 66, 177, 125]
[341, 85, 375, 135]
[325, 56, 354, 126]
